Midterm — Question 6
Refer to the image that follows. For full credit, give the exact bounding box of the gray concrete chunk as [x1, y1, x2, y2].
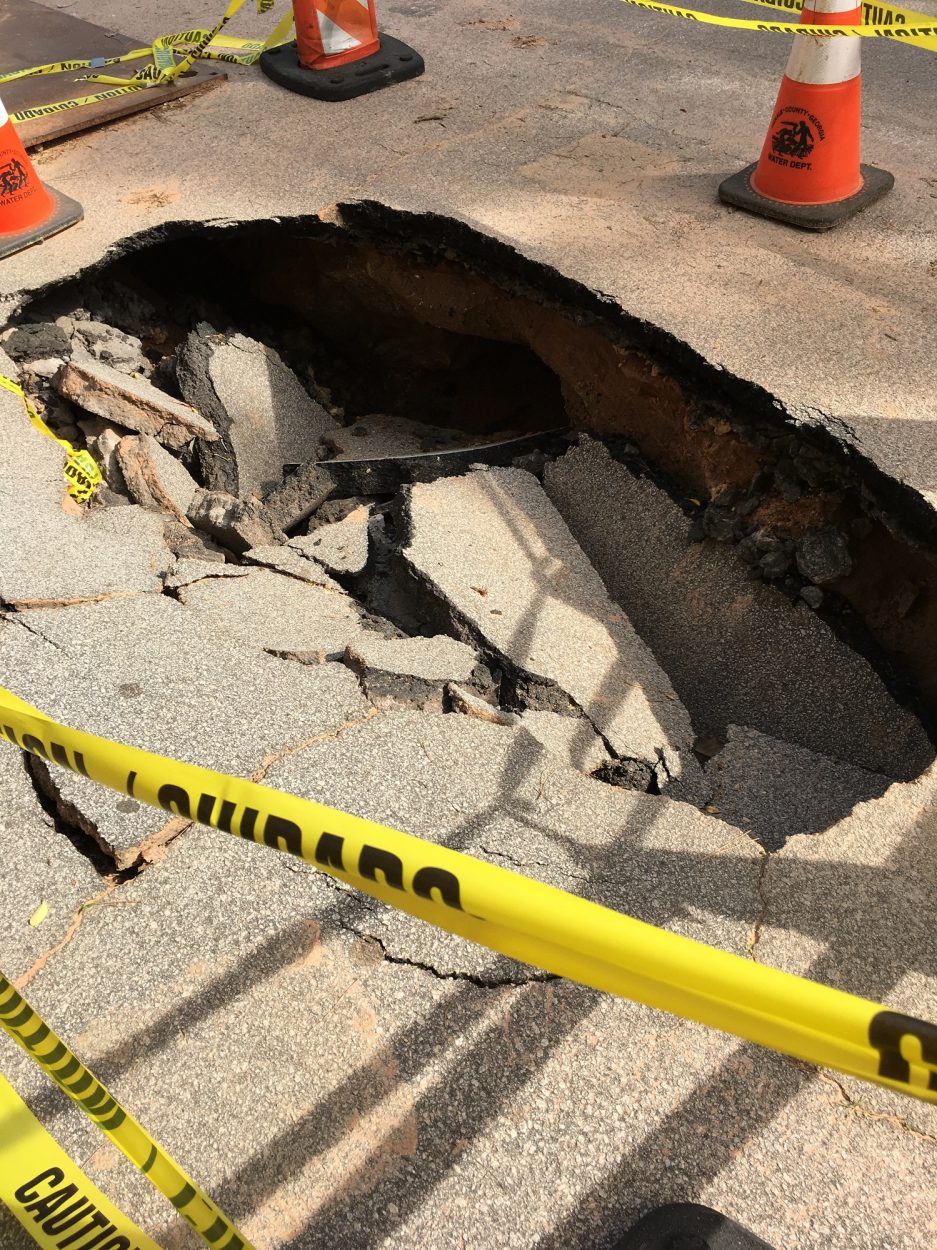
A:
[0, 597, 368, 867]
[57, 357, 216, 448]
[71, 321, 151, 377]
[187, 489, 279, 555]
[116, 433, 200, 519]
[268, 710, 761, 982]
[544, 438, 934, 780]
[345, 633, 479, 683]
[178, 330, 341, 497]
[243, 545, 343, 590]
[290, 504, 372, 576]
[517, 709, 612, 775]
[706, 725, 891, 851]
[177, 568, 367, 661]
[402, 467, 701, 794]
[344, 634, 483, 709]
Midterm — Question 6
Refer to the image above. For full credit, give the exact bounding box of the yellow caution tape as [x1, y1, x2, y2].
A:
[0, 373, 102, 503]
[0, 0, 295, 125]
[0, 1075, 165, 1250]
[615, 0, 937, 39]
[1, 687, 935, 1105]
[0, 984, 253, 1250]
[740, 0, 937, 51]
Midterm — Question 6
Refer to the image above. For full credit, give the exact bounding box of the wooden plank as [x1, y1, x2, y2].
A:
[0, 0, 226, 150]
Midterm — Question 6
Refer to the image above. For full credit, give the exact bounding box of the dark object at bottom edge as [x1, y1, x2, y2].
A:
[259, 34, 424, 102]
[613, 1202, 776, 1250]
[718, 162, 894, 231]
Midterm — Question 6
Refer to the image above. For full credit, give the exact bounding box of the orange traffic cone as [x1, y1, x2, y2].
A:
[0, 95, 82, 261]
[719, 0, 893, 230]
[260, 0, 424, 101]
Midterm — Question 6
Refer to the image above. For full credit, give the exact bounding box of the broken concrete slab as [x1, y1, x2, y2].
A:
[344, 634, 484, 710]
[0, 744, 104, 984]
[261, 460, 336, 533]
[291, 504, 371, 576]
[0, 596, 369, 868]
[57, 356, 216, 449]
[71, 320, 151, 377]
[80, 418, 127, 492]
[177, 329, 342, 497]
[243, 544, 343, 589]
[705, 725, 891, 852]
[177, 568, 369, 662]
[544, 438, 934, 780]
[757, 767, 937, 1138]
[115, 433, 200, 519]
[268, 710, 762, 981]
[162, 518, 227, 564]
[517, 709, 612, 775]
[187, 488, 279, 555]
[402, 467, 703, 798]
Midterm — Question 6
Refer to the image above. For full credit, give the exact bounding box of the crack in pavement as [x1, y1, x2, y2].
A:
[817, 1071, 937, 1144]
[334, 917, 555, 989]
[746, 850, 770, 962]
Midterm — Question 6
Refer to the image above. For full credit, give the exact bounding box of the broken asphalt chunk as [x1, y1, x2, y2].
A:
[290, 504, 372, 576]
[261, 460, 336, 533]
[544, 437, 932, 779]
[57, 356, 217, 450]
[177, 328, 342, 497]
[705, 725, 891, 851]
[177, 567, 371, 661]
[344, 634, 485, 710]
[402, 466, 703, 799]
[115, 433, 200, 520]
[187, 488, 280, 555]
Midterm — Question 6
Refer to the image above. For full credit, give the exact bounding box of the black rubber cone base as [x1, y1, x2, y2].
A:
[719, 161, 894, 231]
[0, 186, 83, 261]
[259, 34, 424, 101]
[613, 1203, 776, 1250]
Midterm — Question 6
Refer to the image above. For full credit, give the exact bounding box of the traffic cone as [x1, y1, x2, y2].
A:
[0, 95, 82, 261]
[718, 0, 893, 230]
[259, 0, 424, 101]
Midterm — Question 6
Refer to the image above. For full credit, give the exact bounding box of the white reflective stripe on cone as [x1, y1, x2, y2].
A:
[787, 19, 861, 83]
[0, 100, 8, 129]
[317, 12, 362, 53]
[804, 0, 861, 11]
[354, 0, 370, 8]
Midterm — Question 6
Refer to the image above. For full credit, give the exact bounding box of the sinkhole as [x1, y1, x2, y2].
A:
[9, 201, 937, 850]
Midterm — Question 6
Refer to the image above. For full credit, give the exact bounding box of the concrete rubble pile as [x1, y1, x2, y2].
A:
[1, 308, 935, 1250]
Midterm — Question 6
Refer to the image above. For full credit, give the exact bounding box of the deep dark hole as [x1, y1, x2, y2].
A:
[35, 230, 567, 440]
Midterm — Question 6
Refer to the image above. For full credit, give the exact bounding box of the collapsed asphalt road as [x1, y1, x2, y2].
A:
[1, 287, 935, 1250]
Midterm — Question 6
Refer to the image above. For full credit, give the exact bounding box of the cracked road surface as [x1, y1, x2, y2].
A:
[1, 351, 935, 1250]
